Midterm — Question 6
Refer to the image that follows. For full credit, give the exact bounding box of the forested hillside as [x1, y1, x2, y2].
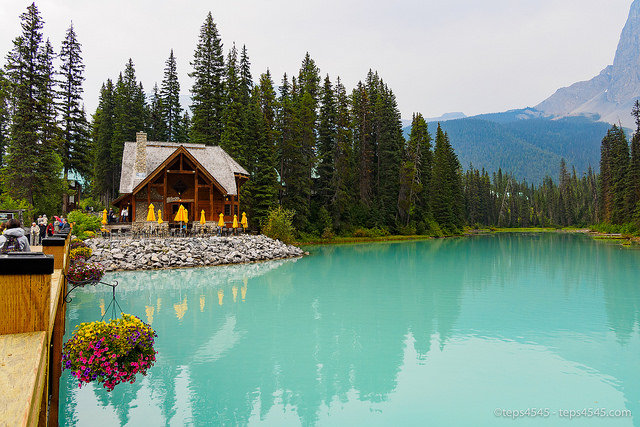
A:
[425, 111, 613, 184]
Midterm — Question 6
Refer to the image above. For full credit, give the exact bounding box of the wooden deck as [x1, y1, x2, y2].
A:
[0, 237, 68, 426]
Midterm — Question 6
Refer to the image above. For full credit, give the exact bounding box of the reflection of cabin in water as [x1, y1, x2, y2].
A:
[113, 132, 249, 226]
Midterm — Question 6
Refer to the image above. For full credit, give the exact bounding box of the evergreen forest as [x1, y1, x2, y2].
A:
[1, 4, 640, 237]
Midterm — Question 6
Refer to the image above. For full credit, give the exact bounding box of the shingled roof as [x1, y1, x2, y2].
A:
[119, 141, 249, 196]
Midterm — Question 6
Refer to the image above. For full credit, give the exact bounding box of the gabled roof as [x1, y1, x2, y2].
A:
[119, 141, 249, 196]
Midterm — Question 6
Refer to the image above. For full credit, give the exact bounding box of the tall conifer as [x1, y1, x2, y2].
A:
[58, 22, 90, 184]
[190, 12, 225, 145]
[161, 49, 182, 142]
[3, 3, 64, 213]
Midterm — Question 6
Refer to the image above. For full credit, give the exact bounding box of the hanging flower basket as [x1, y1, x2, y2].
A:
[62, 313, 158, 391]
[66, 260, 105, 286]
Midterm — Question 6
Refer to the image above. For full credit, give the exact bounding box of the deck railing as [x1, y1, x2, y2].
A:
[0, 232, 70, 426]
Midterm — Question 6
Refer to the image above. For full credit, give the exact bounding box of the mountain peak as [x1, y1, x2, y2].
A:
[536, 0, 640, 128]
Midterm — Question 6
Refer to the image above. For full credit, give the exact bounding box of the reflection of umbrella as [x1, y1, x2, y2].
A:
[218, 213, 224, 227]
[146, 203, 156, 221]
[200, 210, 206, 225]
[157, 209, 163, 224]
[232, 214, 238, 229]
[241, 212, 248, 229]
[102, 209, 107, 225]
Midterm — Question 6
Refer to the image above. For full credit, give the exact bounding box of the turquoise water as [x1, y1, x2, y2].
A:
[60, 234, 640, 426]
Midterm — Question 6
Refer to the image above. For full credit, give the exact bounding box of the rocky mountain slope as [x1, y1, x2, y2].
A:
[536, 0, 640, 128]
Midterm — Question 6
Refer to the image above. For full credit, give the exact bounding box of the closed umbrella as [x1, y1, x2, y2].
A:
[145, 203, 155, 235]
[174, 204, 184, 222]
[157, 209, 163, 224]
[146, 203, 156, 221]
[217, 212, 224, 237]
[102, 209, 108, 225]
[241, 212, 248, 230]
[232, 214, 238, 231]
[200, 210, 206, 225]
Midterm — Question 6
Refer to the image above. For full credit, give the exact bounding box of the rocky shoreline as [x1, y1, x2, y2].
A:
[85, 234, 306, 272]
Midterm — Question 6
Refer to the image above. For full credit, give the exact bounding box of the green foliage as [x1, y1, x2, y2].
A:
[590, 222, 639, 237]
[0, 193, 34, 223]
[67, 210, 102, 239]
[79, 196, 104, 212]
[261, 206, 297, 244]
[351, 227, 390, 238]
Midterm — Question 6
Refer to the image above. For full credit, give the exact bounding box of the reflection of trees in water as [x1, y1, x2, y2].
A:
[63, 235, 640, 426]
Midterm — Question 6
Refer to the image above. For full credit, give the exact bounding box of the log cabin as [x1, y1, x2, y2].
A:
[113, 132, 249, 228]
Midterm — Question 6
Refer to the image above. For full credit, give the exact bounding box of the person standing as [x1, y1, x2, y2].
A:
[29, 222, 39, 246]
[38, 220, 46, 244]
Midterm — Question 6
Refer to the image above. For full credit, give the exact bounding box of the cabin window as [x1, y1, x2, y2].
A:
[224, 204, 231, 216]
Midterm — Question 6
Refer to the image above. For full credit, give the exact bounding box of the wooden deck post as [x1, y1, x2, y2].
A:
[0, 254, 55, 335]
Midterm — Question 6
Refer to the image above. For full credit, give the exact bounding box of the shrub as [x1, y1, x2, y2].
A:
[261, 206, 297, 244]
[68, 210, 102, 239]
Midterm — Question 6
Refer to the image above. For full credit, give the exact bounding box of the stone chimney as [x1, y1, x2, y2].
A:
[135, 132, 147, 177]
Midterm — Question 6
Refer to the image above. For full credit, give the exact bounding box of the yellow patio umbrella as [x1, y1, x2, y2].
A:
[200, 210, 206, 225]
[232, 214, 238, 229]
[241, 212, 248, 229]
[218, 213, 224, 227]
[184, 207, 189, 223]
[157, 209, 163, 224]
[102, 208, 107, 225]
[174, 204, 185, 222]
[146, 203, 156, 222]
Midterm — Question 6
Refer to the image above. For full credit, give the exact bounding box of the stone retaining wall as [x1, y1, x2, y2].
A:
[85, 234, 305, 271]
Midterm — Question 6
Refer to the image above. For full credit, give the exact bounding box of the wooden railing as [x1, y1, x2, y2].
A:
[0, 232, 70, 426]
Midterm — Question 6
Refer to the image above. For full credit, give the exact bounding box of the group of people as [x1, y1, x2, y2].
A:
[0, 214, 71, 253]
[106, 207, 128, 224]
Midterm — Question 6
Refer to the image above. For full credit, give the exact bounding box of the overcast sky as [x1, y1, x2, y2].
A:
[0, 0, 633, 120]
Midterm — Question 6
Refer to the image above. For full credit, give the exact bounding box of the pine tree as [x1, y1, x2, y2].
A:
[175, 111, 191, 143]
[629, 101, 640, 220]
[147, 83, 167, 140]
[331, 77, 354, 229]
[398, 113, 432, 226]
[373, 82, 403, 226]
[112, 59, 146, 189]
[161, 49, 182, 142]
[91, 80, 117, 204]
[351, 81, 373, 208]
[57, 22, 90, 185]
[220, 43, 245, 164]
[431, 124, 464, 232]
[243, 77, 278, 228]
[189, 12, 225, 146]
[600, 125, 630, 224]
[316, 75, 337, 210]
[3, 3, 65, 213]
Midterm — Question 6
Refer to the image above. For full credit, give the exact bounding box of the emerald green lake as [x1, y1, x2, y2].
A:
[60, 234, 639, 426]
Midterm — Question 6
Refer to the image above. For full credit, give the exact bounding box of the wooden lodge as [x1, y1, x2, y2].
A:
[113, 132, 249, 228]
